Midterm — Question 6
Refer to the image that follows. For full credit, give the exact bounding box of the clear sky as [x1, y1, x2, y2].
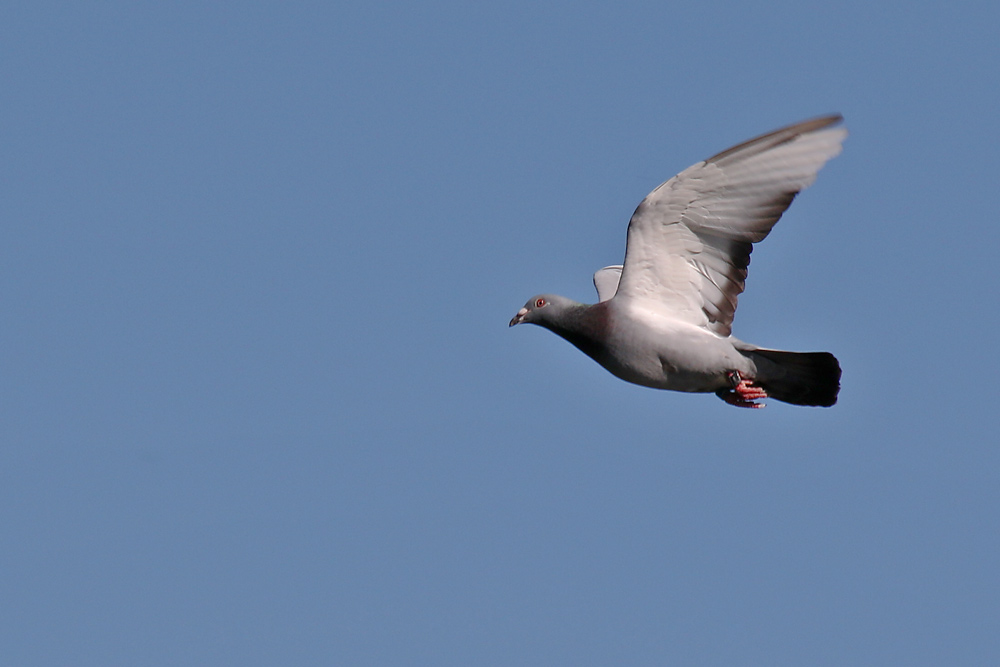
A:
[2, 1, 998, 665]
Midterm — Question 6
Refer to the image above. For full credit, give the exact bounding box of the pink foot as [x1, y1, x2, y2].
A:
[719, 372, 768, 409]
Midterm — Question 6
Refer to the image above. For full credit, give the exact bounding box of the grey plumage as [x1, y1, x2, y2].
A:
[510, 116, 846, 408]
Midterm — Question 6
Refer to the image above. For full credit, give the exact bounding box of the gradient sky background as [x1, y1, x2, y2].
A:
[3, 1, 999, 665]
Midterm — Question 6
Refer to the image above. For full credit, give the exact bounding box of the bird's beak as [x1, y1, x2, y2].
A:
[509, 307, 528, 327]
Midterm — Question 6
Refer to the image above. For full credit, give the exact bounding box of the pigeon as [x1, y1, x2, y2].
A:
[510, 116, 846, 408]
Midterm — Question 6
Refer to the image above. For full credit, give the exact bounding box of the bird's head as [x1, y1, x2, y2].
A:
[509, 294, 576, 328]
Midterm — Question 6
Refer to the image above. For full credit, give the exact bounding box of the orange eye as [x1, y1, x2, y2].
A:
[535, 298, 546, 308]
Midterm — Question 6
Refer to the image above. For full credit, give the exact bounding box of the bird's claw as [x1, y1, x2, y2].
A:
[718, 371, 768, 408]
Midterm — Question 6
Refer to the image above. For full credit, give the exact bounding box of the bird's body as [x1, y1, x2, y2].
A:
[516, 295, 755, 393]
[510, 116, 846, 408]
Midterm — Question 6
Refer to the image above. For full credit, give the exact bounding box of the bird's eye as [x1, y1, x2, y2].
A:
[535, 298, 546, 308]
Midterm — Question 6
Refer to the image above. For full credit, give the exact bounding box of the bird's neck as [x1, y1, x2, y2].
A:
[544, 302, 611, 361]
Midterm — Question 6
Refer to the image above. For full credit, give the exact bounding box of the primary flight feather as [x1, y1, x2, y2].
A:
[510, 116, 846, 408]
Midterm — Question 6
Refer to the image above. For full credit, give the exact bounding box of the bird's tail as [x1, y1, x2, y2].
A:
[747, 349, 841, 407]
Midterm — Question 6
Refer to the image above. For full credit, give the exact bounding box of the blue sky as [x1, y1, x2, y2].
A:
[2, 1, 999, 664]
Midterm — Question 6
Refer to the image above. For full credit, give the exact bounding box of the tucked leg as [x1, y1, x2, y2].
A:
[717, 371, 769, 409]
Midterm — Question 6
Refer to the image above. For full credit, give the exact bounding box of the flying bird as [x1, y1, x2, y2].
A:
[510, 116, 846, 408]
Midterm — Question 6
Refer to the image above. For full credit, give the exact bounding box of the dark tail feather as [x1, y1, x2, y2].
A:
[748, 349, 841, 407]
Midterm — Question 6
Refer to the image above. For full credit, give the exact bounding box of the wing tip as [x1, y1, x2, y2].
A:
[708, 114, 846, 164]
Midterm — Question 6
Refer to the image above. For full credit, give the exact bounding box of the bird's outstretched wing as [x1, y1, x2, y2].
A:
[614, 115, 847, 336]
[593, 265, 623, 302]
